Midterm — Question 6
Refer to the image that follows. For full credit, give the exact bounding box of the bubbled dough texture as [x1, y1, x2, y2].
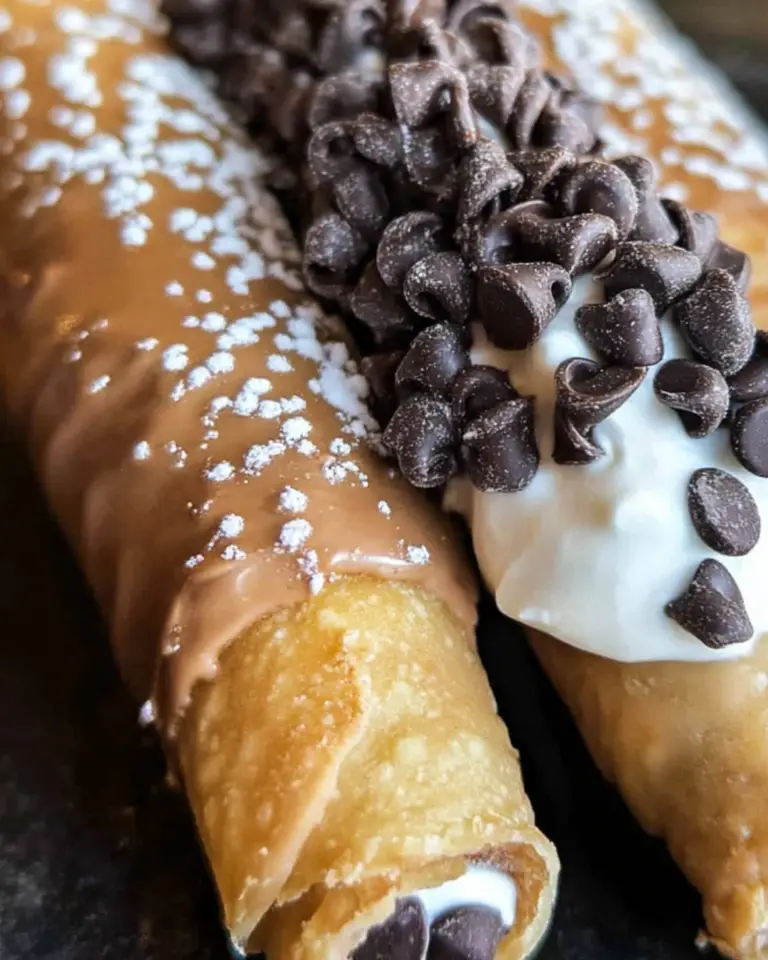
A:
[452, 0, 768, 664]
[0, 0, 474, 729]
[510, 2, 768, 956]
[179, 579, 558, 959]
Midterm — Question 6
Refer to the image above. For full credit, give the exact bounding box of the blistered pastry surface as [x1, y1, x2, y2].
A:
[0, 0, 474, 729]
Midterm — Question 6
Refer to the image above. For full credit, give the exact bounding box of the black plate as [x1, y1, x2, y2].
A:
[0, 3, 764, 956]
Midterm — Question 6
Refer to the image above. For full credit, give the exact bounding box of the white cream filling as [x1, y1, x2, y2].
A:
[414, 864, 517, 928]
[446, 275, 768, 663]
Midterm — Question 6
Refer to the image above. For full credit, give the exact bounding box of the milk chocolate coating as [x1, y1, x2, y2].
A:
[0, 5, 475, 732]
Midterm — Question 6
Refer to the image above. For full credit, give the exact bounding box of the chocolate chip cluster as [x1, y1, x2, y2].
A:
[163, 0, 765, 649]
[351, 896, 508, 960]
[296, 3, 764, 650]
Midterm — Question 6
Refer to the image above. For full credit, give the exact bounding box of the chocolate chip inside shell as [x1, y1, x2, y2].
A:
[688, 468, 761, 557]
[575, 288, 662, 367]
[395, 323, 469, 399]
[654, 359, 729, 438]
[675, 269, 755, 378]
[428, 905, 507, 960]
[665, 559, 753, 649]
[556, 159, 638, 238]
[732, 398, 768, 478]
[350, 898, 428, 960]
[462, 397, 539, 492]
[384, 394, 459, 488]
[477, 261, 571, 350]
[403, 251, 473, 324]
[598, 240, 702, 313]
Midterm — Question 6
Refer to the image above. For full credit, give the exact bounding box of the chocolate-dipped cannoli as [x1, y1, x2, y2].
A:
[163, 0, 768, 955]
[0, 1, 558, 958]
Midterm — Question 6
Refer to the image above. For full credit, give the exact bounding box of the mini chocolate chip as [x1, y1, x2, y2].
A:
[575, 289, 662, 367]
[557, 159, 638, 238]
[477, 262, 571, 349]
[662, 199, 719, 263]
[598, 241, 702, 312]
[534, 101, 594, 153]
[665, 559, 753, 649]
[349, 261, 419, 348]
[462, 397, 539, 492]
[675, 269, 755, 377]
[332, 166, 390, 238]
[500, 204, 618, 275]
[732, 398, 768, 477]
[688, 468, 760, 557]
[353, 112, 404, 169]
[653, 360, 729, 438]
[458, 137, 523, 223]
[729, 330, 768, 402]
[304, 213, 369, 299]
[376, 212, 450, 291]
[316, 0, 384, 75]
[390, 59, 476, 146]
[350, 898, 429, 960]
[557, 358, 645, 421]
[395, 324, 469, 399]
[402, 124, 457, 195]
[308, 72, 382, 130]
[711, 240, 752, 293]
[452, 365, 517, 424]
[507, 69, 552, 149]
[360, 351, 404, 424]
[467, 62, 525, 130]
[553, 406, 603, 464]
[307, 120, 359, 183]
[428, 906, 507, 960]
[614, 156, 678, 244]
[384, 394, 459, 487]
[511, 145, 575, 200]
[403, 252, 473, 324]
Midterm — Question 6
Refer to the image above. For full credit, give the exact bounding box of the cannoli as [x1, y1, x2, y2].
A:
[0, 1, 559, 958]
[162, 0, 768, 955]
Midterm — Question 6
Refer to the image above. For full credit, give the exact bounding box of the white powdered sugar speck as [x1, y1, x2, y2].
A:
[278, 518, 312, 552]
[279, 486, 308, 514]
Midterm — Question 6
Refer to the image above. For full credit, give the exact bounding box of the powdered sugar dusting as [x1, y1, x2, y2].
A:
[0, 0, 430, 616]
[518, 0, 768, 197]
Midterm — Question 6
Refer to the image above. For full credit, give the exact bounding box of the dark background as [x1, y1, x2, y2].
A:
[1, 3, 766, 958]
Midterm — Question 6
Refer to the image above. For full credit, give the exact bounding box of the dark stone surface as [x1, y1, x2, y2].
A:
[1, 3, 765, 958]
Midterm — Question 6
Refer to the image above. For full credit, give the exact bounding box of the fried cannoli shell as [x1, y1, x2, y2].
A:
[531, 630, 768, 958]
[180, 578, 558, 958]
